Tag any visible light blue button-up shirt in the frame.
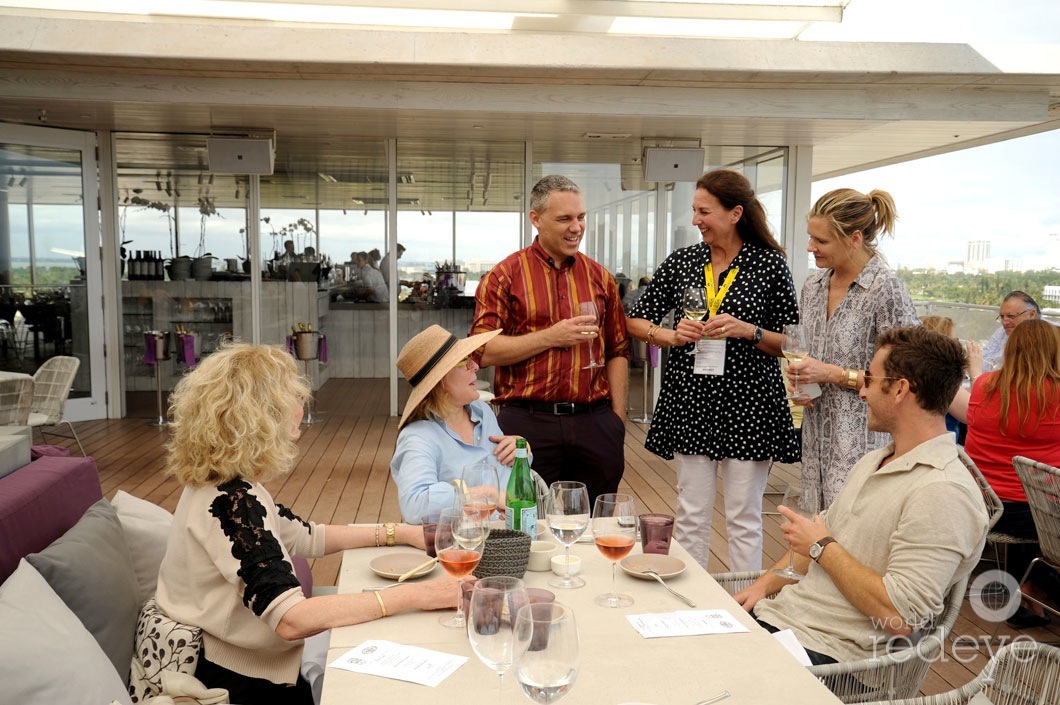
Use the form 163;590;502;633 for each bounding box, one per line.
391;400;518;523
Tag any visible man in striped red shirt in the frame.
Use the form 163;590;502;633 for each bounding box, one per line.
471;175;630;503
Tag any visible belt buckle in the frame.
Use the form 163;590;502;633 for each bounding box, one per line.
552;402;576;416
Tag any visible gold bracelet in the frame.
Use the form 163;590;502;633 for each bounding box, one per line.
374;525;381;547
646;325;658;346
374;590;388;618
845;368;859;390
384;522;397;547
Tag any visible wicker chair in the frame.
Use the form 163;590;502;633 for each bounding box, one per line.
26;356;85;456
711;570;968;703
1011;456;1060;622
964;449;1038;578
865;641;1060;705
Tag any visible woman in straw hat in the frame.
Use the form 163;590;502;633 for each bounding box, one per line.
156;343;457;703
391;324;527;523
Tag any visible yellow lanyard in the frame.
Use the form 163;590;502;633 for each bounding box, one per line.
704;262;739;318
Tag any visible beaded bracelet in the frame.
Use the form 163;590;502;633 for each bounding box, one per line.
374;525;381;547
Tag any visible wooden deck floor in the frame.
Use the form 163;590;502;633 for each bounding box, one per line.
60;377;1059;698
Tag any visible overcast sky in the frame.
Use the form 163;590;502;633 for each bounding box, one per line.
802;0;1060;271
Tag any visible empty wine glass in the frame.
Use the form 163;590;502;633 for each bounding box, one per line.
682;287;708;355
577;301;604;369
782;324;810;400
468;576;530;699
546;481;590;589
592;493;636;608
435;507;487;628
774;484;820;580
514;601;579;704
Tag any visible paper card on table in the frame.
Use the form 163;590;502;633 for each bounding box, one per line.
770;629;813;666
626;609;750;638
328;639;468;687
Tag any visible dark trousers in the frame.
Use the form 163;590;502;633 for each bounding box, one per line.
499;402;626;506
995;500;1042;582
196;650;315;705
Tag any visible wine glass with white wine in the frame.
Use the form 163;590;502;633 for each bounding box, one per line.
782;324;810;400
774;484;820;580
682;287;708;355
514;601;579;704
546;481;590;589
577;301;605;369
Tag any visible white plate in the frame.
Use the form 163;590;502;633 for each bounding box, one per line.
368;553;437;580
619;554;686;580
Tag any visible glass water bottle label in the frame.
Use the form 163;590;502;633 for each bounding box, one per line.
519;508;537;538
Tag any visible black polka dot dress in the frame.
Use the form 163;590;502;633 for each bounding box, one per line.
629;241;801;463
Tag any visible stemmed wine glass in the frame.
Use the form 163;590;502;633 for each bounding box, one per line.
591;493;636;608
435;506;487;628
546;481;590;589
513;601;580;704
774;484;820;580
577;301;605;369
782;324;810;400
682;287;708;355
461;460;501;522
468;576;530;699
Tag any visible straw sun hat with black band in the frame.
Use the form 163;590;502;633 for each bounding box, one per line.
397;325;501;428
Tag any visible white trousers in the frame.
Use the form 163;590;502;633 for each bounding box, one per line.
673;454;772;572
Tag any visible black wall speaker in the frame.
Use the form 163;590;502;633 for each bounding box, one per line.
643;148;705;182
207;137;275;175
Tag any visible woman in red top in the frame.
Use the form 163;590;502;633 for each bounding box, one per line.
958;319;1060;627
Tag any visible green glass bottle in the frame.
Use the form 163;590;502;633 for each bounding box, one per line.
505;438;537;537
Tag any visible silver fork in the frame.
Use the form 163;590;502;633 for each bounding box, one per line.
643;569;696;607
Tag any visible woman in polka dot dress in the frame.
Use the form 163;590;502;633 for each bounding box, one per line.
628;170;800;572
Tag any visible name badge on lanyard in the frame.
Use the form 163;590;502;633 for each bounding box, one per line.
693;262;738;376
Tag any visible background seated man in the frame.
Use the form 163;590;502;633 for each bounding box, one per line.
736;326;989;665
982;290;1040;370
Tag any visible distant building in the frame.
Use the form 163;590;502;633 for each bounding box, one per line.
965;240;990;272
1044;285;1060;305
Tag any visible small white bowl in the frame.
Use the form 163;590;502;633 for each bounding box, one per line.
527;540;558;571
550;554;582;577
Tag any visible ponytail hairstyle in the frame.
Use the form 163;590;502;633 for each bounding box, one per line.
808;188;898;257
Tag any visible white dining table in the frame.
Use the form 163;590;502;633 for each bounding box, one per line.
319;527;842;705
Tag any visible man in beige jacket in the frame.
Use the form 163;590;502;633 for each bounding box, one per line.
737;326;989;664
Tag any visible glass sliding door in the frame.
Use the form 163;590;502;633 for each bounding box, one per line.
0;122;105;419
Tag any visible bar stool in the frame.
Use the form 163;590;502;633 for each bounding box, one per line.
144;331;171;426
291;329;324;424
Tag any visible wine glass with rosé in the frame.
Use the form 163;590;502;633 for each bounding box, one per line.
591;493;637;608
435;506;487;628
460;461;501;522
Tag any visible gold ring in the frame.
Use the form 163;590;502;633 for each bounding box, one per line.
721;326;727;334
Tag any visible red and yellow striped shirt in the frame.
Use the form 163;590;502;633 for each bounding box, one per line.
471;238;630;404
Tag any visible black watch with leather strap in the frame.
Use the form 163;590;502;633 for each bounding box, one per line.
809;536;837;562
751;325;764;344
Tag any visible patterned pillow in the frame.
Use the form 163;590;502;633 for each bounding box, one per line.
128;598;203;704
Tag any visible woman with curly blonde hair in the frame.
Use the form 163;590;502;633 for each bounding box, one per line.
156;343;457;704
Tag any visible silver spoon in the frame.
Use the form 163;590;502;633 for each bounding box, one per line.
643;568;696;607
696;691;731;705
